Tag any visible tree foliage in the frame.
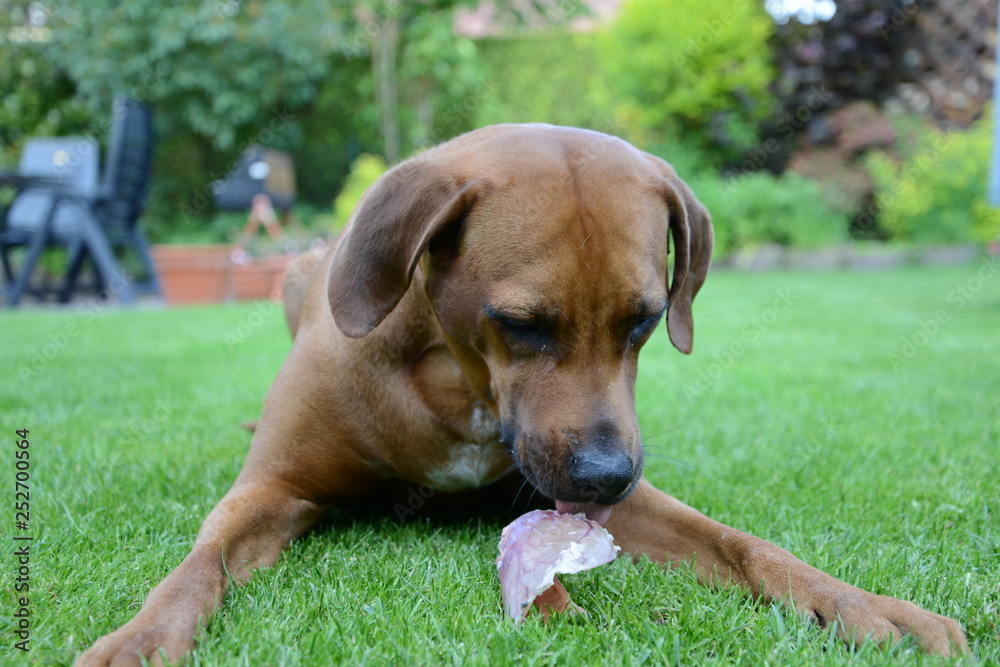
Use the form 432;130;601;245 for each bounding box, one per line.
474;32;617;135
0;0;497;229
769;0;920;120
9;0;975;252
600;0;776;164
42;0;342;150
0;6;91;165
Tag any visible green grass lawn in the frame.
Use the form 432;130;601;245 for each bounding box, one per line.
2;262;998;665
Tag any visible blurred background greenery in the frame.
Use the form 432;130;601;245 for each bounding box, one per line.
1;0;997;251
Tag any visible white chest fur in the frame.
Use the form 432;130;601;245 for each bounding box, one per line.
424;406;508;492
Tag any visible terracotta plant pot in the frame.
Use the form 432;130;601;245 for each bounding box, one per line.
230;254;292;301
150;244;235;305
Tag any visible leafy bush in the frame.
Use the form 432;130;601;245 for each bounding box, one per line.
0;44;93;169
293;58;382;210
645;137;719;185
867;115;1000;243
45;0;339;150
144;210;246;245
599;0;775;164
688;170;850;255
474;32;617;134
399;10;491;149
332;154;389;231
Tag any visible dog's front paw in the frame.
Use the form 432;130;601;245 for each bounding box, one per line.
806;588;969;657
76;620;195;667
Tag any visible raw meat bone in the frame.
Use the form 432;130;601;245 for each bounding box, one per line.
497;509;619;621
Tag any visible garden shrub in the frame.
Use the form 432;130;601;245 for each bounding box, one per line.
332;154;389;231
0;44;93;169
599;0;775;165
867;114;1000;243
689;170;850;256
647;137;719;185
474;32;617;134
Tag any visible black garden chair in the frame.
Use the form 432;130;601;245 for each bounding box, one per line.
0;97;158;305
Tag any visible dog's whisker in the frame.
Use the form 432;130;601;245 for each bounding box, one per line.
638;424;693;444
497;463;520;479
642;451;684;463
640;438;678;451
510;466;537;513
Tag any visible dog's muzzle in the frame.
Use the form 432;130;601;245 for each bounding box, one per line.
503;422;642;523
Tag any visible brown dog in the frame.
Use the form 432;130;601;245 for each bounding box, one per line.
78;125;968;664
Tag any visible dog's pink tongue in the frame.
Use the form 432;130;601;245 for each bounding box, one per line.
555;501;612;526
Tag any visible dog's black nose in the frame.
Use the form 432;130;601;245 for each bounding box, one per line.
569;449;634;503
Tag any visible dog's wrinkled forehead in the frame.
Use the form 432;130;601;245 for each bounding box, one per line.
461;192;668;308
456;140;671;289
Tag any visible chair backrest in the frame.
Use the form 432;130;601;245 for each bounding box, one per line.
99;97;154;230
7;137;100;235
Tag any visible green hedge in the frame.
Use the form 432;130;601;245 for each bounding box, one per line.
867;114;1000;244
473;32;617;134
599;0;775;165
332;154;389;231
689;170;850;255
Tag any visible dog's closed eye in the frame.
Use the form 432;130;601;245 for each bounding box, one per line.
629;311;664;346
626;304;667;349
485;303;665;354
485;305;555;353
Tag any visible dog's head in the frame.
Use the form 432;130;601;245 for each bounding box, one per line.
327;125;713;519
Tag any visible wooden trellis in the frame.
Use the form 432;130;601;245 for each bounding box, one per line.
899;0;997;127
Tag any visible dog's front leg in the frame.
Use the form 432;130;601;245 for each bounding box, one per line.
76;481;328;667
608;479;969;656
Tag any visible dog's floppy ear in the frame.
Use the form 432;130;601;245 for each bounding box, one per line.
327;159;478;337
663;175;714;354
